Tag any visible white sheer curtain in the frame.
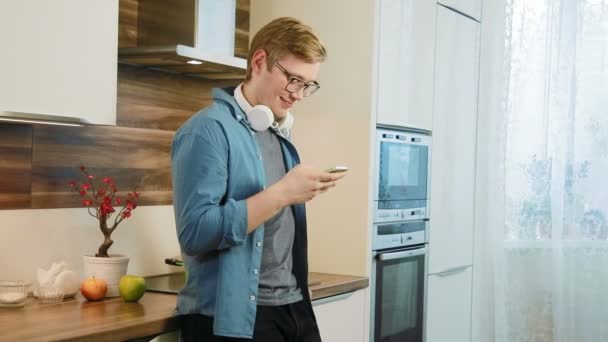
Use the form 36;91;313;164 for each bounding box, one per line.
474;0;608;341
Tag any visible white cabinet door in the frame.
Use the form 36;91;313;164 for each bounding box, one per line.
376;0;436;131
426;266;472;342
313;290;366;342
0;0;118;125
428;6;480;274
437;0;481;22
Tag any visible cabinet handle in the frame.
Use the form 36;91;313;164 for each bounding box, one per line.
434;265;469;277
312;291;354;306
378;247;427;261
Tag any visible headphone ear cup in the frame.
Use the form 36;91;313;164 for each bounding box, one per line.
247;105;274;131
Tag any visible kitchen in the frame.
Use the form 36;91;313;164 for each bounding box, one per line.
0;0;377;340
2;0;606;341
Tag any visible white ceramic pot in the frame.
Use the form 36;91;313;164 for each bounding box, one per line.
82;254;130;298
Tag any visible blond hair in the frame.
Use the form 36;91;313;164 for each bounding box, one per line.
246;17;326;80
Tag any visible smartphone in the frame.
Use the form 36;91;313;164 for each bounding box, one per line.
325;166;349;173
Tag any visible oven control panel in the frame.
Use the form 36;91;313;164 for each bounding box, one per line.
372;220;427;251
375;207;426;223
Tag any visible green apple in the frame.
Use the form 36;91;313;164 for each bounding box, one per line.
118;274;146;302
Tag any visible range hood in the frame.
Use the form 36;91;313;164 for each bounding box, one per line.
118;0;248;80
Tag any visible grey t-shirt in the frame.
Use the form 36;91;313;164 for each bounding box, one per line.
255;129;303;306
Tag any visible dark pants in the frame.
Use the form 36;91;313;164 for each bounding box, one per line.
179;300;322;342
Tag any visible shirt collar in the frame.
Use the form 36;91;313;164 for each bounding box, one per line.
234;83;253;114
212;86;245;118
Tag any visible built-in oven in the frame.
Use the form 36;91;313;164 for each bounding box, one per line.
370;220;428;342
373;127;431;223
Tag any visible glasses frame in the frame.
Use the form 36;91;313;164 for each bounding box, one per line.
274;62;320;97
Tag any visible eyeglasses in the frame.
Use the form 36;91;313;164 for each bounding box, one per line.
274;62;320;97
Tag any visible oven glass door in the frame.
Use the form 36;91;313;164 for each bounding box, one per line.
378;141;428;204
374;246;426;342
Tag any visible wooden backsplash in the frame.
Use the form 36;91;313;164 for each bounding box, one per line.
117;65;236;130
0;125;33;209
0;0;250;210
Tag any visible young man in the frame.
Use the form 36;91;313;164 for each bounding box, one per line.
171;17;347;341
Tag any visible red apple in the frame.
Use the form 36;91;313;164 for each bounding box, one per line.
80;277;107;301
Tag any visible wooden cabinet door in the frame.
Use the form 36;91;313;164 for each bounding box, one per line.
426;266;473;342
428;6;480;274
0;0;118;125
376;0;436;131
313;290;366;342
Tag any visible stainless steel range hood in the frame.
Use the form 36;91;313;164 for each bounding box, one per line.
118;0;248;80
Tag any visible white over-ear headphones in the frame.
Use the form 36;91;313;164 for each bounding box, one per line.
234;84;294;137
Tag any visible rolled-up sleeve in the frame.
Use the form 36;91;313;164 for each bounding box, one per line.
171;121;248;256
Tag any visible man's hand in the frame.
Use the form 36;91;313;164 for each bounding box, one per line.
246;164;347;233
273;164;347;206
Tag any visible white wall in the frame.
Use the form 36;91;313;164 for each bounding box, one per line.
250;0;376;277
0;205;182;283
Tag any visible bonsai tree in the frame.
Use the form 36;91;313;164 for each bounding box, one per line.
69;166;140;257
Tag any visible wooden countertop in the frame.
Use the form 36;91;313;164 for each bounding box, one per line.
0;273;367;341
0;293;178;342
308;272;369;301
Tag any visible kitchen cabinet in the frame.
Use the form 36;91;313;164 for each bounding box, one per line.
437;0;481;22
0;0;118;125
428;5;480;275
313;290;366;342
427;6;479;342
376;0;436;131
426;266;472;342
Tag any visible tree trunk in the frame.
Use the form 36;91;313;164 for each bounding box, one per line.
96;218;113;257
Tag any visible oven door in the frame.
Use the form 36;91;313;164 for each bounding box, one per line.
371;245;427;342
375;131;429;207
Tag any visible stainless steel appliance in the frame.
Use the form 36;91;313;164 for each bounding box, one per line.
370;126;430;342
146;272;186;294
373;127;431;223
370;221;428;342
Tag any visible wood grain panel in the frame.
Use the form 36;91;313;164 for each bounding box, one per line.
31;125;174;208
137;0;195;47
235;0;251;58
118;0;139;48
117;64;238;130
0;123;32;208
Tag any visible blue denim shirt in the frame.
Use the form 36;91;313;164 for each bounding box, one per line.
171;87;313;338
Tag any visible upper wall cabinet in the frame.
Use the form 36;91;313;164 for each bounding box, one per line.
0;0;118;125
437;0;481;22
376;0;436;131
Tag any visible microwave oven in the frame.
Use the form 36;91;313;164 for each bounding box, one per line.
373;127;431;223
